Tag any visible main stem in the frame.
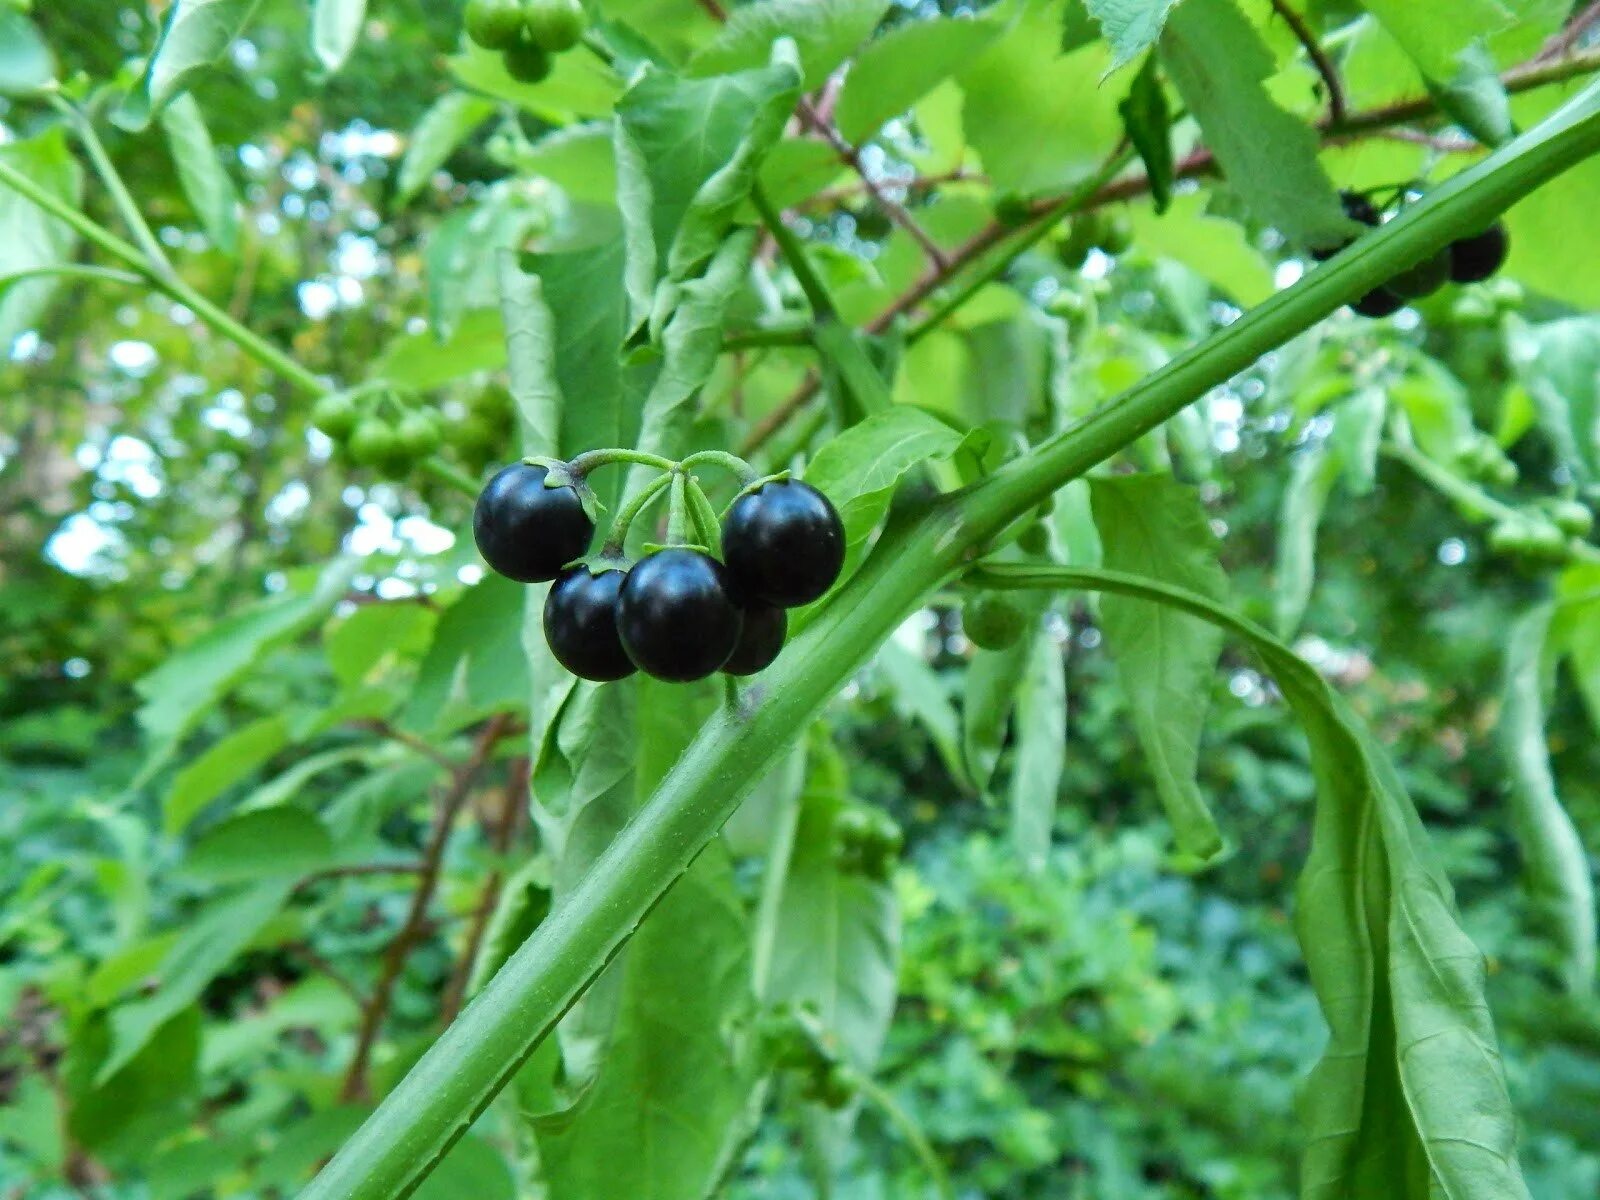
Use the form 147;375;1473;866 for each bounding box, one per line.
298;75;1600;1200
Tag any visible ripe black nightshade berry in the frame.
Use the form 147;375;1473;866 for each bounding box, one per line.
618;549;744;682
1352;287;1405;318
722;480;845;608
723;604;787;676
543;565;635;682
473;462;593;583
1449;222;1510;283
1312;191;1381;261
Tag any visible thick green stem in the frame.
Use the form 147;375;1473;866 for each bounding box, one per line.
602;471;675;554
297;76;1600;1200
751;181;838;321
680;448;760;483
568;447;678;477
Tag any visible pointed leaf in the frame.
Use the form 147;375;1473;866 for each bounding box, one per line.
159;92;241;255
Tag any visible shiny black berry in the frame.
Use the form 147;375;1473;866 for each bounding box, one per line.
1312;191;1381;261
722;480;845;608
618;549;744;682
1449;222;1509;283
543;565;635;682
1352;287;1405;318
723;604;786;676
473;462;594;583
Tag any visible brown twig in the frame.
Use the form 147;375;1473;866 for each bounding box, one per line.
339;714;513;1102
354;718;458;774
439;756;529;1024
1539;0;1600;61
738;47;1600;455
1269;0;1346;123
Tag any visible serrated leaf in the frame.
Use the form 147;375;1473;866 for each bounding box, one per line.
0;9;55;96
312;0;367;71
1160;0;1351;249
1090;475;1226;861
158;93;241;255
1086;0;1183;69
395;92;496;207
0;129;83;348
689;0;890;90
835;11;1006;144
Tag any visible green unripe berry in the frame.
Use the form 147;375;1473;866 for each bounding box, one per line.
503;39;553;84
963;592;1028;651
395;409;443;458
348;417;402;468
464;0;527;50
1097;211;1134;256
1017;522;1052;556
524;0;588;52
1549;499;1594;538
311;391;361;441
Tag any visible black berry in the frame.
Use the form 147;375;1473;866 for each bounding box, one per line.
1352;287;1405;318
1449;222;1509;283
618;549;743;682
1387;249;1451;300
1312;191;1381;261
543;565;635;682
722;480;845;608
723;604;787;676
473;462;593;583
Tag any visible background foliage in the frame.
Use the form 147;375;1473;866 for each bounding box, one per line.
3;0;1600;1197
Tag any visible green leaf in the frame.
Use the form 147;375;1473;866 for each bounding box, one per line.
769;742;900;1071
1503;607;1596;995
1356;0;1511;83
874;639;971;792
133;560;357;785
0;129;84;349
182;808;338;885
688;0;890;91
974;563;1535;1200
1426;43;1514;148
312;0;367;71
325;601;438;689
1504;315;1600;483
803;406;975;586
395;92;496;207
1273;438;1340;639
163;714;291;834
370;308;508;388
1119;53;1174;212
960;0;1126;197
509;123;618;206
0;9;55;96
1129;191;1274;306
143;0;265;120
100;882;293;1083
1089;475;1226;861
413;1134;516;1200
1008;626;1066;874
535;840;750;1200
403;577;531;736
1085;0;1183;69
467;858;554;998
614;52;802;326
1160;0;1351;250
835;11;1007;144
65;1007;201;1163
448;40;622;122
158;93;241;255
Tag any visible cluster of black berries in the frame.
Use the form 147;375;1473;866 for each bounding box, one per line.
473;460;845;684
464;0;586;84
1316;191;1510;318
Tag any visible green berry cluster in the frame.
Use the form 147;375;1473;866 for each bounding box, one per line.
758;1007;860;1111
1453;432;1519;490
1488;499;1593;563
1054;209;1134;269
832;805;903;882
465;0;587;84
312;389;444;480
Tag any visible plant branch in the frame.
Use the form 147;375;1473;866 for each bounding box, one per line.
1269;0;1346;124
297;77;1600;1200
738;47;1600;455
1539;1;1600;61
339;714;514;1102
